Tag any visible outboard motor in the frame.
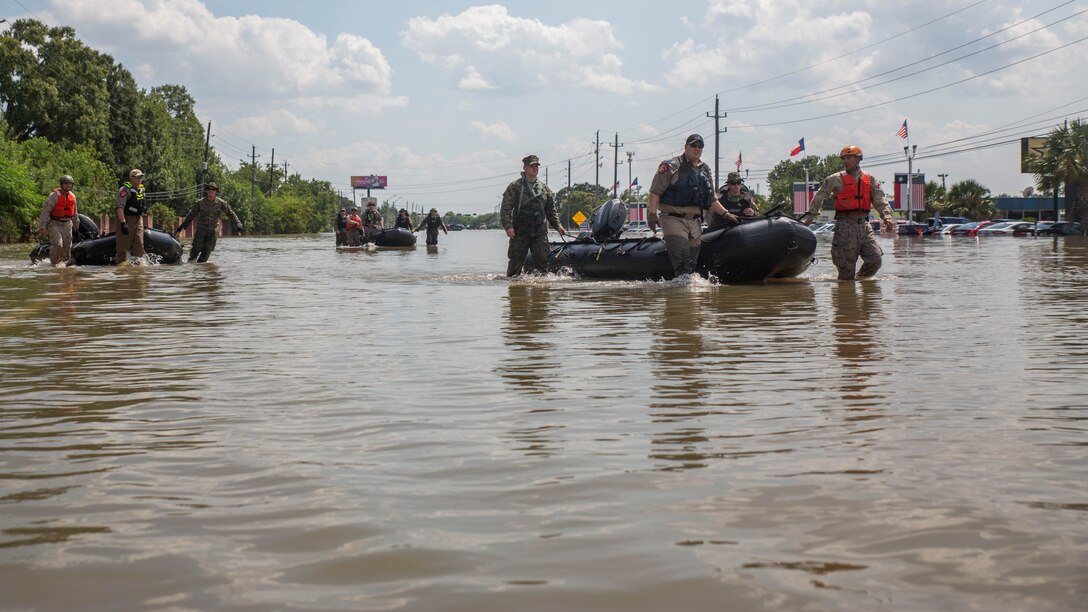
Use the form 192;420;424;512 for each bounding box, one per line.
590;199;628;241
75;213;99;242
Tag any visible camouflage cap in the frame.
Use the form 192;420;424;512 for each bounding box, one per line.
205;181;218;190
522;154;540;166
726;172;743;184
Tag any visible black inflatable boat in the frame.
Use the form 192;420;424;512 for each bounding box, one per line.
30;214;182;265
526;200;816;282
371;228;417;248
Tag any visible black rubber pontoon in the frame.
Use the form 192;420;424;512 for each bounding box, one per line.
30;214;183;265
527;200;816;282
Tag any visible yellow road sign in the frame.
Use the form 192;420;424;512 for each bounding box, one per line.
572;211;587;226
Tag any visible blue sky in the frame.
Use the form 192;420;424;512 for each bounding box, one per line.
4;0;1087;213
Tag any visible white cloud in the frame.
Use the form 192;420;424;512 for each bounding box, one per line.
458;66;496;91
402;5;658;95
470;120;517;141
226;109;317;137
51;0;400;107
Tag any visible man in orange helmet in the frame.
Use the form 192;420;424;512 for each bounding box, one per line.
802;145;895;280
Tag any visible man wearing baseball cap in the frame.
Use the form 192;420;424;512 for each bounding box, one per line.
648;134;738;277
174;181;243;262
709;171;756;227
499;154;566;276
115;169;147;264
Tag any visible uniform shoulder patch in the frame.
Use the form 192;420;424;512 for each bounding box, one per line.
119;187;129;197
657;161;670;174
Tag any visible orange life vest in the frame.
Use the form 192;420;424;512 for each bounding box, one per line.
50;188;76;219
833;171;872;214
346;214;363;230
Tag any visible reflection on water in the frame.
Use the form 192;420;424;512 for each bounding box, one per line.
830;281;887;409
1;233;1086;611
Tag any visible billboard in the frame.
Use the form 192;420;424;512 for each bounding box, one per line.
351;175;388;189
792;181;819;214
893;173;925;211
1020;137;1047;173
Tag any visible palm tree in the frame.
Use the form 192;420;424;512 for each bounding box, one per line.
1031;119;1088;227
946;179;993;220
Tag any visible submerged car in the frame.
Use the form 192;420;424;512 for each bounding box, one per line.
1037;221;1085;236
950;221;997;237
978;221;1036;236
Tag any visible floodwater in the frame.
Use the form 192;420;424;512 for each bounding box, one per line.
1;230;1086;611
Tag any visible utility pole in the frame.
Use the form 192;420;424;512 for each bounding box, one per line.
707;95;727;186
269;148;275;194
594;130;601;205
250;145;260;196
625;150;635;202
904;145;917;222
608;133;623;199
199;122;211;195
938;173;948;192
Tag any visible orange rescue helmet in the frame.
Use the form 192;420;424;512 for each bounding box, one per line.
840;145;863;159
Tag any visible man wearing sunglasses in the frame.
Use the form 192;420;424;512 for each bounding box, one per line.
648;134;738;277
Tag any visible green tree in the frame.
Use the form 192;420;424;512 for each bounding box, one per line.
923;180;947;217
0;148;39;242
945;179;993;220
1031;119;1088;227
766;154;842;211
0;20;112;153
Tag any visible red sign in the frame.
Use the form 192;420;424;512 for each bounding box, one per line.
351;175;388;189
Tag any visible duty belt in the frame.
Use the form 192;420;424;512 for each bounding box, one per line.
50;216;75;221
664;211;702;220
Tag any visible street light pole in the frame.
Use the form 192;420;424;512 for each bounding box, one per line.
904;145;917;222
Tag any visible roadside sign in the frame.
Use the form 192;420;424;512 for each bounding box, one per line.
1020;137;1047;173
572;211;587;226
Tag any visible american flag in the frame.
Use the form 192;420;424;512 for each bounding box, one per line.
735;151;742;170
896;119;909;139
792;181;819;215
893;173;925;211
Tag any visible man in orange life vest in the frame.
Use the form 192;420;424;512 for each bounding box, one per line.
345;207;364;246
802;145;895;280
38;174;79;266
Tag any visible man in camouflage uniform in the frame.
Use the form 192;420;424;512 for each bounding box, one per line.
415;207;449;246
500;154;566;276
335;208;347;246
362;201;384;242
709;171;756;227
648;134;738;277
38;174;79;266
115;169;147;265
173;182;243;263
802;145;895;280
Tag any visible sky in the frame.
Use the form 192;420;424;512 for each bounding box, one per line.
3;0;1088;214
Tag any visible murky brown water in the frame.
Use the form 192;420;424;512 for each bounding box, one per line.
1;231;1086;611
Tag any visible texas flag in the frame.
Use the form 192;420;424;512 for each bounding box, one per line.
790;138;805;157
630;177;639;188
